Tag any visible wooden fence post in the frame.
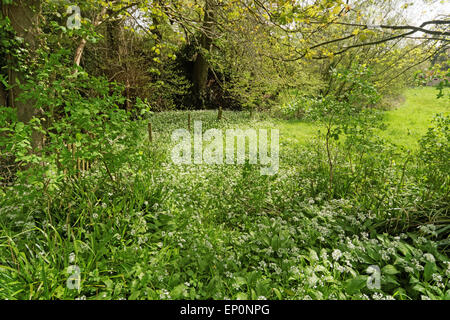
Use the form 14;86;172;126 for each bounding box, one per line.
62;142;93;178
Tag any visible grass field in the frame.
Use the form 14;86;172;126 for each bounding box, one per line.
278;87;449;149
379;87;449;149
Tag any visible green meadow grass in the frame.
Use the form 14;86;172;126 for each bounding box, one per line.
379;87;449;149
276;87;449;149
276;120;323;146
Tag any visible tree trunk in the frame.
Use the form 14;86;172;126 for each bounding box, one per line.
192;0;213;107
107;16;132;112
0;85;7;108
3;0;42;151
74;38;87;67
0;3;7;108
74;7;107;66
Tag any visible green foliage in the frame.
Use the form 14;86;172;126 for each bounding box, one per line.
1;46;144;193
0;0;448;302
330;64;380;107
1;94;449;300
418;114;450;195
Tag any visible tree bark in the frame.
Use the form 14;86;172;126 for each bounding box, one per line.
0;2;7;108
0;85;7;108
107;16;132;112
74;7;107;66
4;0;42;151
192;0;214;107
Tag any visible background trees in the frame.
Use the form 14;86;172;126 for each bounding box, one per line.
2;0;446;114
0;0;448;166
